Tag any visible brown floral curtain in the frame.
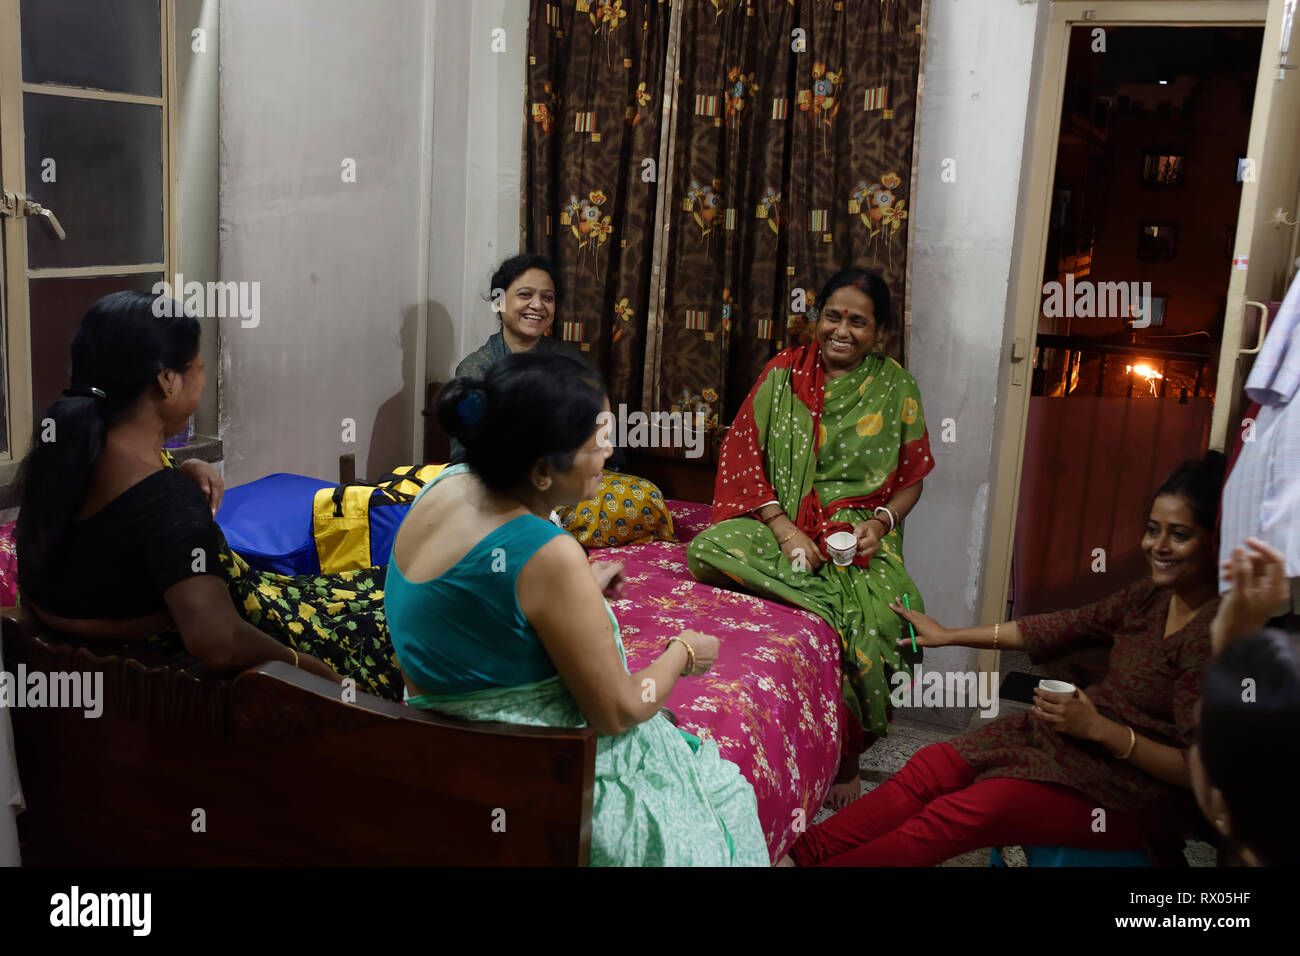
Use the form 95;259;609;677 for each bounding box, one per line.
524;0;925;424
523;0;671;410
655;0;925;423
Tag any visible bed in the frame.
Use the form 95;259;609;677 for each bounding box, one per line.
602;501;842;860
0;498;841;864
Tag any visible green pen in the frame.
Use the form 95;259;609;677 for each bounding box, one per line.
903;593;917;652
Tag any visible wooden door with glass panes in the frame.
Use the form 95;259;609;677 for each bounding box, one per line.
0;0;174;485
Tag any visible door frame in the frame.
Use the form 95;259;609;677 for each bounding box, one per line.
980;0;1273;677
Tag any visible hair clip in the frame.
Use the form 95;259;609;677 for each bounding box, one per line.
63;386;106;400
457;390;486;428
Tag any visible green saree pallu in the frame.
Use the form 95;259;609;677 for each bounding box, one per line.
687;345;935;738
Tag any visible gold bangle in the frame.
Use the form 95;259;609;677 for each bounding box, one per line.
666;636;696;675
289;646;300;668
993;621;1000;649
778;528;799;546
1116;725;1137;760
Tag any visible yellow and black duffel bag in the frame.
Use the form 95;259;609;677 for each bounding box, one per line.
311;464;447;573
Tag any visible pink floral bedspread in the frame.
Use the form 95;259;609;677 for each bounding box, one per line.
595;501;842;861
0;522;16;608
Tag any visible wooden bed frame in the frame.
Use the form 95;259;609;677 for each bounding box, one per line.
3;608;597;865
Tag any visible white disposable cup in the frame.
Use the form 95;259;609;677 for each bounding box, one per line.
1038;678;1076;695
825;531;857;566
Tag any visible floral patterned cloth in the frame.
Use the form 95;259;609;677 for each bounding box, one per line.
555;471;675;548
0;523;16;608
950;578;1217;834
607;501;842;860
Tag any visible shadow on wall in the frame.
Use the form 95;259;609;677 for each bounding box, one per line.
425;299;456;386
367;301;459;477
366;305;419;480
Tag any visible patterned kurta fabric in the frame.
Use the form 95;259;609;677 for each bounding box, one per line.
951;579;1217;829
687;345;933;737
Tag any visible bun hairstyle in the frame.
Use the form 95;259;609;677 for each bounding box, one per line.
817;267;892;332
1152;450;1227;533
16;290;200;574
1199;628;1300;865
437;351;605;493
487;253;563;308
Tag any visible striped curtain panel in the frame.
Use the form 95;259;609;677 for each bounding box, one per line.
524;0;925;425
522;0;671;411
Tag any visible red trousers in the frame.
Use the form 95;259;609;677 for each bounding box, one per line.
792;742;1145;866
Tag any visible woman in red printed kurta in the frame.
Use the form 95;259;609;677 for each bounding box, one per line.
783;454;1225;866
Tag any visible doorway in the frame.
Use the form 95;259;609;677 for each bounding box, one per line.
1014;24;1262;616
980;0;1300;668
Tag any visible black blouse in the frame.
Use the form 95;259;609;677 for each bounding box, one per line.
19;469;224;620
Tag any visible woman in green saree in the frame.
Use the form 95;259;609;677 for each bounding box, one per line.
687;268;935;808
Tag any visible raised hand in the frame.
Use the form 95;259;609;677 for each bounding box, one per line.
1213;537;1290;654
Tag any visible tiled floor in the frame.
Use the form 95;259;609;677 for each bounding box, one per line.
810;667;1218;867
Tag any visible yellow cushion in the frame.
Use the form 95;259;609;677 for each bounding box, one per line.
555;471;676;548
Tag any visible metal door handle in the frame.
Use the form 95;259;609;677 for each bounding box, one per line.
1241;300;1269;356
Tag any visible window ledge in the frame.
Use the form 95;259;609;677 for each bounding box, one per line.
165;435;224;465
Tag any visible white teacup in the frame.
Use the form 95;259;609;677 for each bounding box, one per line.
1037;678;1076;695
825;531;858;566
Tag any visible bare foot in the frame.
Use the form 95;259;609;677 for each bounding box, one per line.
774;855;797;867
824;778;861;810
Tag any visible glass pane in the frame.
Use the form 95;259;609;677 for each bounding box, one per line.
29;274;163;421
20;0;162;97
24;94;164;268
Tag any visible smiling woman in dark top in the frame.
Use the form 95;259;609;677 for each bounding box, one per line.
16;291;339;681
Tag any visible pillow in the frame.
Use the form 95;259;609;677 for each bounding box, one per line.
556;471;675;548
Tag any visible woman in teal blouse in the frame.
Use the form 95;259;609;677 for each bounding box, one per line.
385;351;767;865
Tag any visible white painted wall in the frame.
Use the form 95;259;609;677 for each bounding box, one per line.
218;0;430;485
218;0;527;485
175;0;220;439
425;0;530;384
902;0;1048;727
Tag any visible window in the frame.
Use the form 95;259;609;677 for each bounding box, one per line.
0;0;176;481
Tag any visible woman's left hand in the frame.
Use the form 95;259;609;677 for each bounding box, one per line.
851;520;884;561
591;559;626;597
179;458;224;516
1032;685;1103;740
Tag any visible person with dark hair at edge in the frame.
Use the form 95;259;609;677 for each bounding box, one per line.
687;267;934;809
780;453;1227;865
16;291;401;697
1191;536;1298;865
385;351;767;865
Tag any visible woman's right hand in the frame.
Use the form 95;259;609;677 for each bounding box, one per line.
781;528;826;573
889;600;950;648
675;629;720;676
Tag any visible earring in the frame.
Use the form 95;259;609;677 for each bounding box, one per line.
535;477;552;491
